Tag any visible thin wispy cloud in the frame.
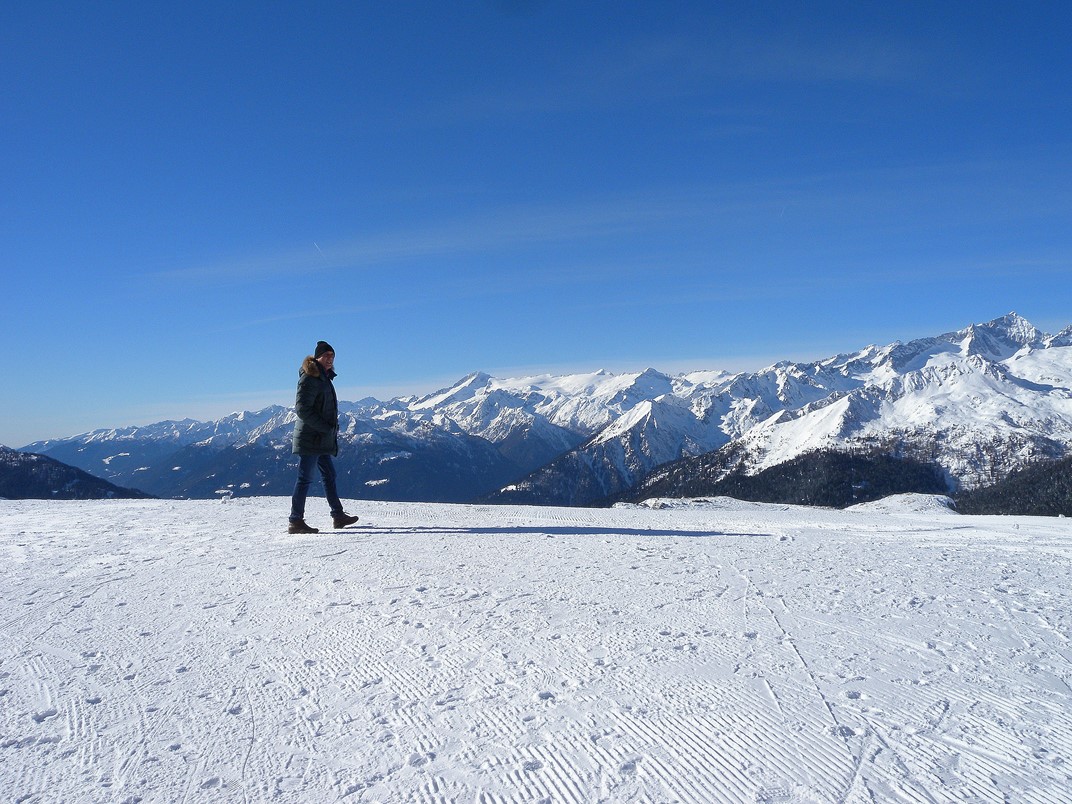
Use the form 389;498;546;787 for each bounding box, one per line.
151;193;714;285
394;26;932;132
152;148;1070;297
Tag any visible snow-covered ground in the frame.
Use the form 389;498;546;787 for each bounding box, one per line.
2;496;1070;803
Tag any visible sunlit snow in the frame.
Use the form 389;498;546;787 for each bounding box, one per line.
2;496;1070;801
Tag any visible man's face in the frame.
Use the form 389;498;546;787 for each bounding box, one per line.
317;351;335;371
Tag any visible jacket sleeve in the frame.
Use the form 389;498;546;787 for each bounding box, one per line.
295;376;336;434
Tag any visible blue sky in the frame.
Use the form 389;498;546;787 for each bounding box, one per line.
3;1;1070;448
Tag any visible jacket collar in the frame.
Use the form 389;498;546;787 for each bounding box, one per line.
301;355;337;380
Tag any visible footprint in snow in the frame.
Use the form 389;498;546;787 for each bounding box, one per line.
408;751;435;767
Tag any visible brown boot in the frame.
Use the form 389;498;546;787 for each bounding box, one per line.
333;513;359;529
288;519;319;534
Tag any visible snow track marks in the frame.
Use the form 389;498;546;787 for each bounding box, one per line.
2;497;1071;802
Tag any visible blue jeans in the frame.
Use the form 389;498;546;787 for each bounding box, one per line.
290;454;344;522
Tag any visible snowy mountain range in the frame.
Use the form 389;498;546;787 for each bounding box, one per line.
22;313;1072;504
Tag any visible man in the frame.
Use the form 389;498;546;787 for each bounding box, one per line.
288;340;360;534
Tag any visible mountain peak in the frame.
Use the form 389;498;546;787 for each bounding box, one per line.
1047;326;1072;348
981;312;1042;344
410;372;493;411
952;313;1044;361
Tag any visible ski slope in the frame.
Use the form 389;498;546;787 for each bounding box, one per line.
2;496;1070;802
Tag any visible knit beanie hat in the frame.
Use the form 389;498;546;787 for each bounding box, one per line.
314;340;335;358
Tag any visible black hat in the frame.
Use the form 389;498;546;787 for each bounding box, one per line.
314;340;335;358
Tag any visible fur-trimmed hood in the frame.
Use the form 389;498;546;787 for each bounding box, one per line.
300;355;336;380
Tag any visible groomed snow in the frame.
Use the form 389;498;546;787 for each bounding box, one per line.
2;497;1070;802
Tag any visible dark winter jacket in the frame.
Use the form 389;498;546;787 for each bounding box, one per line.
292;356;339;456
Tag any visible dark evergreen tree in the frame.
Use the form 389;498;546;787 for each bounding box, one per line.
615;448;950;509
0;447;153;500
955;457;1072;516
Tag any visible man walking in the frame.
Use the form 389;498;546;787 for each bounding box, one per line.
288;340;360;534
